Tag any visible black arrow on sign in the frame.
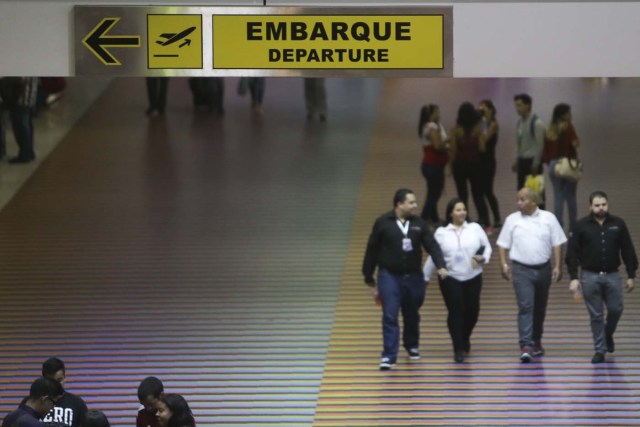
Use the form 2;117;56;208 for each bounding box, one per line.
82;17;140;66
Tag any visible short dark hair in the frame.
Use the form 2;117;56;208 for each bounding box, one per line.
444;198;465;226
29;377;64;400
161;394;195;427
42;357;65;378
83;411;110;427
393;188;414;207
589;190;608;204
138;376;164;401
514;93;532;106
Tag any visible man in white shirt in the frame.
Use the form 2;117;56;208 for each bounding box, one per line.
497;187;567;362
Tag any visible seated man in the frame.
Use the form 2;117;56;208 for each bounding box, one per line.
136;377;164;427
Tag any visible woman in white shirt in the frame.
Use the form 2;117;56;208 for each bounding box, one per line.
423;198;492;363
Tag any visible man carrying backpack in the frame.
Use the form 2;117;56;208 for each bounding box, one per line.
513;93;546;207
0;77;38;163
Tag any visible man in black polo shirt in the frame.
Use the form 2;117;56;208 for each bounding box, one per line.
566;190;638;364
363;188;447;370
3;378;63;427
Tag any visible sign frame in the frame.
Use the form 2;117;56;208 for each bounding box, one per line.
74;6;453;77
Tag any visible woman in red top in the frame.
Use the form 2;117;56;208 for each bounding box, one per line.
418;104;449;225
543;103;580;232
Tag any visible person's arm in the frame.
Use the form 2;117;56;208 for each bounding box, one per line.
568;122;580;149
532;119;546;172
422;256;436;283
430;124;445;151
362;220;381;286
498;246;511;281
552;245;562;282
619;219;638;292
449;128;458;162
475;225;493;265
422;226;448;278
565;224;581;281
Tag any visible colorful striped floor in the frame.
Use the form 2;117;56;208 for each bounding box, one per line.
1;77;639;426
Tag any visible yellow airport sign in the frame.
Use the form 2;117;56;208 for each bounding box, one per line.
213;15;445;69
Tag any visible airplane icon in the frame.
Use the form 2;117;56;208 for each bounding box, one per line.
156;27;196;48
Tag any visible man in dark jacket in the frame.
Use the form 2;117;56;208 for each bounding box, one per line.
566;190;638;364
363;188;448;370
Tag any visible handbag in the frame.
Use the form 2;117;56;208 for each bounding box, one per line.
524;174;544;202
555;157;583;181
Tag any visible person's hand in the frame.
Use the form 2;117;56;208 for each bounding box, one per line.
569;279;582;302
552;266;562;282
501;263;511;281
437;268;448;279
624;278;635;293
471;255;484;269
569;279;581;293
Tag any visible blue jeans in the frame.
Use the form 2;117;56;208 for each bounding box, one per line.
548;158;578;231
581;271;624;353
377;269;426;361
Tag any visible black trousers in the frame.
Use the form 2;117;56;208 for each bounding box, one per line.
452;160;489;226
439;275;483;353
479;156;501;224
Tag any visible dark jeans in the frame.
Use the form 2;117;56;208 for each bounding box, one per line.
0;105;34;160
581;271;624;353
479;156;501;224
377;269;426;361
511;261;551;349
248;77;265;105
439;274;482;352
146;77;169;113
452;160;489;226
420;163;445;223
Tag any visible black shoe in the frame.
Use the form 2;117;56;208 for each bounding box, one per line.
454;351;464;363
606;335;615;353
9;156;34;164
407;348;420;360
379;357;396;371
591;352;606;364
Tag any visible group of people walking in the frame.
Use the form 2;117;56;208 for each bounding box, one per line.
419;93;584;238
363;187;637;370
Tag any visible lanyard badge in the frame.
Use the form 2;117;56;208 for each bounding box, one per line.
397;220;413;252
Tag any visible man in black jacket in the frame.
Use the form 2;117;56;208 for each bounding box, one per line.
566;191;638;364
363;188;448;370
